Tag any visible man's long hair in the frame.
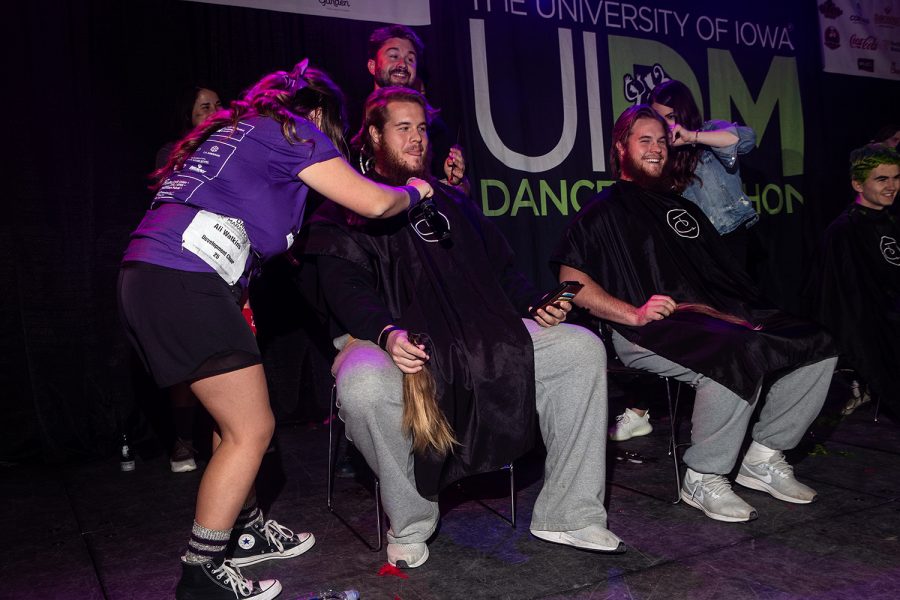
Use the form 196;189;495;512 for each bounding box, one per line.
350;86;436;164
648;80;703;193
151;60;347;189
609;104;669;179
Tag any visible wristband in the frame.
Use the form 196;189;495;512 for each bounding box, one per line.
377;325;402;351
402;184;421;208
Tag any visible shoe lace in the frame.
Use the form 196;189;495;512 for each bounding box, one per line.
212;560;254;597
762;454;794;479
615;413;630;424
695;474;733;499
260;519;295;552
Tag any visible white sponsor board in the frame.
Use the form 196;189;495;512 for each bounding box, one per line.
182;0;430;25
818;0;900;80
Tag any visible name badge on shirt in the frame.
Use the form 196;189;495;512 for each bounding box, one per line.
182;210;251;285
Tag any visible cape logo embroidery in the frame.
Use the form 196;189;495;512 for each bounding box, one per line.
881;236;900;266
666;209;700;239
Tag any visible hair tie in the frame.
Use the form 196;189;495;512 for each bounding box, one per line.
284;58;310;94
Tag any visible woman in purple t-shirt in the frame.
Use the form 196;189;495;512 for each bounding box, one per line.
119;60;432;600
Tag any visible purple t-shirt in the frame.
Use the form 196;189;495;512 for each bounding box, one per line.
124;114;340;276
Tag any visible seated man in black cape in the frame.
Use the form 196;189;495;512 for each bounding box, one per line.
552;105;837;523
807;143;900;415
300;87;621;567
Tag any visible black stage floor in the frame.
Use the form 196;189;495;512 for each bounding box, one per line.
5;373;900;599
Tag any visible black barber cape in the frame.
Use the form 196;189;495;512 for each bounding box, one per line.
806;204;900;409
300;182;540;496
552;180;835;401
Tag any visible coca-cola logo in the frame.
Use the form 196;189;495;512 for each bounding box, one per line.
850;34;879;50
824;26;841;49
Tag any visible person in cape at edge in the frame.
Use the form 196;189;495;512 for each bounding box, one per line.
551;104;838;524
299;86;622;568
805;143;900;417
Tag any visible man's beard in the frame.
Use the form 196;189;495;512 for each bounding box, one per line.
374;143;430;186
621;152;669;191
375;67;413;89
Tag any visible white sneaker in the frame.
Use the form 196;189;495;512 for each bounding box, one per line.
387;542;429;569
736;450;817;504
530;524;625;554
681;468;757;522
609;409;652;441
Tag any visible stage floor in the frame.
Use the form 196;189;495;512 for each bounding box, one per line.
5;373;900;599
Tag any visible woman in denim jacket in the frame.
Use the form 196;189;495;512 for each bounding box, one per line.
607;80;760;444
650;79;759;267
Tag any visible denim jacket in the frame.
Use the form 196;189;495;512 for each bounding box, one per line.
681;120;759;235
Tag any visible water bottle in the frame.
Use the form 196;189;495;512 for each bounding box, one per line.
297;590;359;600
119;433;135;472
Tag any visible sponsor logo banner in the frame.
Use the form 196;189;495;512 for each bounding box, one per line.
181;0;430;25
818;0;900;80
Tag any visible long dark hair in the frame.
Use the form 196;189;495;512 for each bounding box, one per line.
649;79;703;193
151;60;347;188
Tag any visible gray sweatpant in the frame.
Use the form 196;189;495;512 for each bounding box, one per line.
333;320;609;544
611;331;837;474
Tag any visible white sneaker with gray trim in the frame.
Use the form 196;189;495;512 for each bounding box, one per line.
608;408;652;441
681;468;757;522
735;450;817;504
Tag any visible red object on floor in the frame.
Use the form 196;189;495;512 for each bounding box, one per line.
377;564;409;579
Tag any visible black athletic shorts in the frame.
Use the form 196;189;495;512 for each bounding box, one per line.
118;262;261;388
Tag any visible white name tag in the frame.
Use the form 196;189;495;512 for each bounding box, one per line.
182;210;251;285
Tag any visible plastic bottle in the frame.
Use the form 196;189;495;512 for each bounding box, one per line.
299;590;359;600
119;433;135;471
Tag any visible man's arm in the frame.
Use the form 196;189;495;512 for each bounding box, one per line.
318;255;428;373
558;265;676;326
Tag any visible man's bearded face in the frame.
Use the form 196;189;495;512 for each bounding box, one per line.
372;101;430;185
617;117;668;187
369;37;418;89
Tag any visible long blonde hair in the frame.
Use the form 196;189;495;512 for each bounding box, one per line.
402;333;457;456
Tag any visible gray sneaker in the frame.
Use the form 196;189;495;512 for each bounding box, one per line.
736;451;817;504
681;468;758;522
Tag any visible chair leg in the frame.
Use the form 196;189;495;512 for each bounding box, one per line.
469;462;517;527
509;462;516;528
665;377;683;504
326;383;383;551
327;385;336;511
874;392;881;423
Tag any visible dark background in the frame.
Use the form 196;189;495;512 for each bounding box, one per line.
3;0;898;463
